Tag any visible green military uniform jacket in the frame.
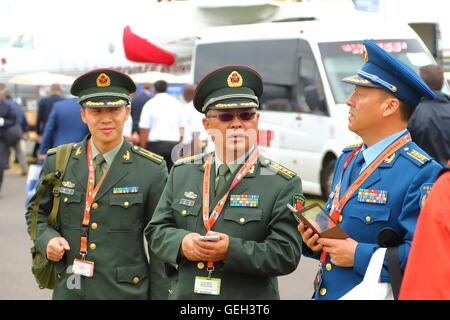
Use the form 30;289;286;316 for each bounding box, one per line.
145;152;303;300
25;136;170;300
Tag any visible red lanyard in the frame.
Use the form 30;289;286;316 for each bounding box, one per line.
79;140;110;258
202;148;260;273
320;133;411;263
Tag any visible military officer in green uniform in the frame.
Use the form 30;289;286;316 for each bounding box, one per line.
25;69;170;299
145;66;303;300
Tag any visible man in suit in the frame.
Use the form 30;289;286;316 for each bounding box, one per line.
26;69;169;299
34;83;66;157
146;66;303;300
131;81;153;134
38;97;89;157
299;40;442;299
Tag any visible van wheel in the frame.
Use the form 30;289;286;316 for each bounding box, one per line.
320;158;336;200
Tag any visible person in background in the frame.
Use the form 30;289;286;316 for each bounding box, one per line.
408;64;450;167
34;83;66;157
2;89;29;175
139;80;184;170
131;81;153;135
38;97;89;158
178;84;208;158
0;99;16;194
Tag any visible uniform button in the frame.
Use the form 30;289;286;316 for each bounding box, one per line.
197;262;205;270
339;215;343;223
365;216;371;223
319;288;327;296
181;210;187;215
239;218;246;224
403;147;409;151
132;277;140;284
63;197;68;203
92;203;98;209
91;223;98;230
124;201;129;207
90;243;96;250
326;263;332;271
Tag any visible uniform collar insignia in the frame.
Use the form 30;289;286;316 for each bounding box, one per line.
123;150;131;161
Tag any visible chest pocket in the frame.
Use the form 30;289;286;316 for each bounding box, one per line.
60;189;83;228
171;199;201;231
108;193;144;231
222;208;263;239
348;203;391;225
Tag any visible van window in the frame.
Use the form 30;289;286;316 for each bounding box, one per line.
260;84;298;112
297;56;327;115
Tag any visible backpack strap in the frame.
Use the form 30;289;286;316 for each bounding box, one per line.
30;143;74;241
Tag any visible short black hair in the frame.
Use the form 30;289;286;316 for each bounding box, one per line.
154;80;168;93
419;64;444;91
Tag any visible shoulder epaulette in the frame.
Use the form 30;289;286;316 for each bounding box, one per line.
174;153;207;166
131;146;164;164
47;147;57;155
260;157;297;180
342;142;363;152
400;146;431;167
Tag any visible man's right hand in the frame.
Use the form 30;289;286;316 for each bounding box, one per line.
298;222;323;252
46;237;70;262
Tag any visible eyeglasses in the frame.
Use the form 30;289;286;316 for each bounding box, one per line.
206;111;257;122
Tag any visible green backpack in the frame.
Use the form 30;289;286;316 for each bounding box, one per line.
30;143;74;289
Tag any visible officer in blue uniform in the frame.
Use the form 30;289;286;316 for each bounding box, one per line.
299;39;443;300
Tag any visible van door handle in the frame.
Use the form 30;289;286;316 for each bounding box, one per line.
295;115;302;121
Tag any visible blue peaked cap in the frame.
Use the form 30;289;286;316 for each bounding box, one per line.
342;39;436;106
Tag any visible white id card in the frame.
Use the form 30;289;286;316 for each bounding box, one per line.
72;259;94;277
194;276;221;295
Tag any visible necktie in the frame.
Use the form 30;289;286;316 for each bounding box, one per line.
215;164;230;195
349;152;365;186
94;154;106;186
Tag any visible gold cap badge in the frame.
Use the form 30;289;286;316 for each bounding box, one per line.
363;46;369;62
227;71;243;88
96;73;111;87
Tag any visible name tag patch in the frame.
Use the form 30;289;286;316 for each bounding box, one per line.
230;195;259;207
60;187;75;195
179;198;195;207
358;189;388;204
113;187;139;194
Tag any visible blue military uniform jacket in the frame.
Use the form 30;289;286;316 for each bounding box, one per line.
303;133;442;299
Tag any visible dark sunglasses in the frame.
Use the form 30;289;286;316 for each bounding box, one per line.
206;111;257;122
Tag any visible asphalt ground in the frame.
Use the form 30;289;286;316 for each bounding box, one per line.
0;167;318;300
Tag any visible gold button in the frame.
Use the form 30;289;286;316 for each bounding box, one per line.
132;277;140;284
124;201;129;207
91;223;98;230
63;197;68;203
89;243;96;250
339;215;343;223
326;263;332;271
92;203;98;209
181;210;187;215
239;218;246;224
404;147;409;151
197;262;205;270
365;216;371;223
319;288;327;296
